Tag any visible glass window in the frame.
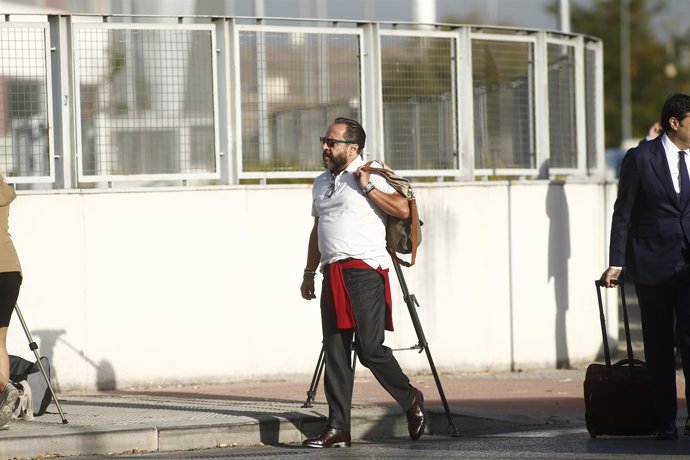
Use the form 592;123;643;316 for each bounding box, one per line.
239;31;360;173
472;39;535;171
0;27;50;178
548;43;577;169
75;27;217;177
381;35;456;170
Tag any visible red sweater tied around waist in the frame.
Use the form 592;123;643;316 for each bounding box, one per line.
327;259;394;332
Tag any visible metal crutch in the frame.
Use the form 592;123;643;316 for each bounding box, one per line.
14;304;68;424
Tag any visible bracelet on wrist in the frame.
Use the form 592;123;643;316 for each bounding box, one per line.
303;268;317;277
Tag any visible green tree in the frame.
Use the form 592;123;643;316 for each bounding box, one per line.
570;0;690;147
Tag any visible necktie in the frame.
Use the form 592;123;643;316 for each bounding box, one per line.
679;150;689;202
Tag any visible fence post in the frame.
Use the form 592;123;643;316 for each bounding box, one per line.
360;22;383;163
49;14;75;189
214;17;234;185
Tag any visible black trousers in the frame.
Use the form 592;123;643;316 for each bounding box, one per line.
320;268;415;431
635;267;690;427
0;272;21;327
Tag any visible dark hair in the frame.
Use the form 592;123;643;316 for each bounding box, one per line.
660;93;690;132
333;117;366;154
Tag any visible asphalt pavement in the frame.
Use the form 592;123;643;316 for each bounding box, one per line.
0;366;686;460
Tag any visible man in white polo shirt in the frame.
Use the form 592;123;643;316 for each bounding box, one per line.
299;117;426;448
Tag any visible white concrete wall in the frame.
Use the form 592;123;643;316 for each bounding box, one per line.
5;180;619;391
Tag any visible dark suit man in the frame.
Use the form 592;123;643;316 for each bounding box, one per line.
601;93;690;440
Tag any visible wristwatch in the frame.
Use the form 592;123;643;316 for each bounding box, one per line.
363;182;375;195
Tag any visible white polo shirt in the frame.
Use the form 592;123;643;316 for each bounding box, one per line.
311;156;395;270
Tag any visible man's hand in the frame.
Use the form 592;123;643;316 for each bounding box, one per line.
599;267;622;288
353;166;370;190
301;277;316;300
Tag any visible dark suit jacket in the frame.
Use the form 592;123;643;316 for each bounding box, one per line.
610;135;690;285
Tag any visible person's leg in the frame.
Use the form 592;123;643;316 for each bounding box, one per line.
0;329;18;427
319;274;355;432
0;272;20;388
345;269;415;410
636;281;677;428
322;331;354;431
0;328;8;388
673;270;690;428
0;272;20;427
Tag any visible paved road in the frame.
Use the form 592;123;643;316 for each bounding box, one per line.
81;423;690;459
1;366;685;459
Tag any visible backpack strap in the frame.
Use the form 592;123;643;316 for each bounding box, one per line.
386;197;419;267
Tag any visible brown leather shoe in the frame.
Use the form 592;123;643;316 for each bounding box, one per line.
406;388;426;440
302;426;351;448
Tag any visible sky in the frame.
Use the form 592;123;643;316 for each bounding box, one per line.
219;0;689;39
12;0;690;42
160;0;563;30
21;0;563;30
222;0;560;29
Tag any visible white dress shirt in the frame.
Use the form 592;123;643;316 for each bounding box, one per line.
662;132;690;195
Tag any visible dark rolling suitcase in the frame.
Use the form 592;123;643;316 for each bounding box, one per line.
584;280;656;438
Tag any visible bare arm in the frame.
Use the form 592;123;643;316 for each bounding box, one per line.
354;168;410;220
300;217;321;300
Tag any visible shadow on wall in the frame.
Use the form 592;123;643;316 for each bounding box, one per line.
31;329;117;391
546;182;571;369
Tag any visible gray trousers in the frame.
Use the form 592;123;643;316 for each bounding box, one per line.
320;267;415;431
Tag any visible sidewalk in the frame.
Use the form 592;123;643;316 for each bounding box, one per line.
0;368;684;459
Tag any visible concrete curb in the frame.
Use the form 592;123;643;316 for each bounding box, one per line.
0;426;158;459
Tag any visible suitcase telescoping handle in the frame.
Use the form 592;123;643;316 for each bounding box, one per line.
594;279;636;371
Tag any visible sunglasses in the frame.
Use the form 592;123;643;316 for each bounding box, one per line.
320;137;353;148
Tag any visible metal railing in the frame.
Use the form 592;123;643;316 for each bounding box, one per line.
0;14;604;188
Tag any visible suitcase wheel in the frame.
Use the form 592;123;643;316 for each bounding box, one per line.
585;413;598;438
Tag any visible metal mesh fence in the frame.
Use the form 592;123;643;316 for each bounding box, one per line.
380;34;456;170
74;25;217;179
585;47;598;170
472;39;535;171
239;29;361;173
0;16;603;185
0;24;50;179
547;43;577;169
